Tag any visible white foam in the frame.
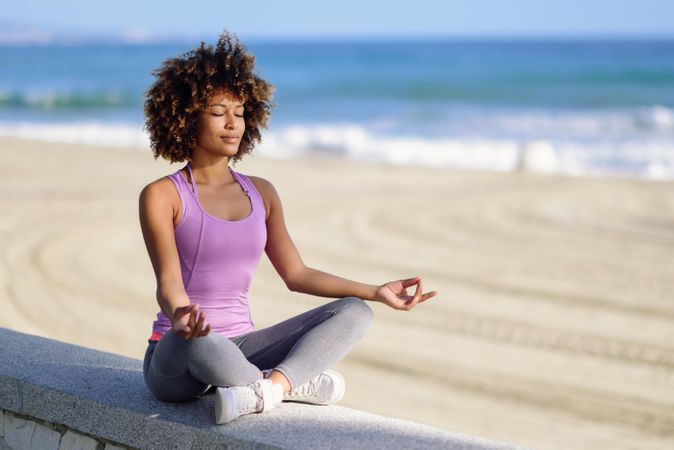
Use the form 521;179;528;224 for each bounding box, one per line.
0;121;149;148
439;105;674;140
516;141;562;174
258;124;674;180
1;120;673;181
644;105;674;131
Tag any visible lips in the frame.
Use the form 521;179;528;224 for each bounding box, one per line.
220;136;239;143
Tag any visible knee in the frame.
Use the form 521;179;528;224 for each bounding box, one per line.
336;296;374;330
163;329;220;361
182;332;222;358
172;333;256;388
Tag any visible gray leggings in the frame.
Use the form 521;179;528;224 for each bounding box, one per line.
143;296;374;402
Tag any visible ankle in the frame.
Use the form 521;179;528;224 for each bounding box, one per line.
265;369;291;394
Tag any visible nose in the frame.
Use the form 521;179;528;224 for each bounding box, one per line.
223;112;239;130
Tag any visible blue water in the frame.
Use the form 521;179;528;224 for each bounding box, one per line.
1;39;673;178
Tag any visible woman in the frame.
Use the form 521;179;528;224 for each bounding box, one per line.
139;31;438;425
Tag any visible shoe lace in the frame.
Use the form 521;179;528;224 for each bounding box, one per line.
290;374;321;398
239;381;265;413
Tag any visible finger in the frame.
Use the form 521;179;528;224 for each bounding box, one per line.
199;322;211;337
400;276;420;288
187;305;198;338
417;291;438;303
173;305;186;321
411;278;423;303
173;304;194;320
183;316;193;340
405;298;418;310
405;279;423;310
187;311;198;339
191;309;205;339
194;310;206;337
178;326;190;340
397;277;415;288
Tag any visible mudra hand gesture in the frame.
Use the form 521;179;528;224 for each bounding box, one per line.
172;304;212;340
373;276;438;311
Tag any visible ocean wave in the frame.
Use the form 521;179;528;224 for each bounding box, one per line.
0;121;149;148
1;120;672;181
0;89;138;109
257;124;674;180
330;105;669;146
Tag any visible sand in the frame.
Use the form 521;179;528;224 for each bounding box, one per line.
1;136;673;449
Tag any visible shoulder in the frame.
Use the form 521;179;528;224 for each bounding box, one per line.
245;175;281;220
139;174;181;215
140;174;176;198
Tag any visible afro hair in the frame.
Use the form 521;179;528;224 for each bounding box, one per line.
143;30;275;165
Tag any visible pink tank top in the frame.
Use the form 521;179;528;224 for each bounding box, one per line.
148;163;267;342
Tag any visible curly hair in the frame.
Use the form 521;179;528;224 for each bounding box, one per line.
143;30;275;165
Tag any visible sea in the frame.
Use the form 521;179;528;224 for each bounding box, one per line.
1;38;673;180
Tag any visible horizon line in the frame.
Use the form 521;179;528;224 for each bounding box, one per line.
1;32;674;46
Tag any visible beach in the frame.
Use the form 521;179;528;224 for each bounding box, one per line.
2;135;673;449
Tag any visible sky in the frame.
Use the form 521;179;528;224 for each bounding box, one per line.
2;0;674;43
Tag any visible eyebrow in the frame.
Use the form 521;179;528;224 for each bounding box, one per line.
209;103;244;107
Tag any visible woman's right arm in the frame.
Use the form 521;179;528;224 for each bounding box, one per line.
138;180;209;338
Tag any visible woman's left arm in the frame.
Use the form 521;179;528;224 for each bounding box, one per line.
290;267;438;311
256;177;438;311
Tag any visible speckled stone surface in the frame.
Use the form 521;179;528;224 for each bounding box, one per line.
0;327;527;450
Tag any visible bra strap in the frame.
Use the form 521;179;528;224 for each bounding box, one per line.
230;168;250;196
186;162;198;196
183;161;205;290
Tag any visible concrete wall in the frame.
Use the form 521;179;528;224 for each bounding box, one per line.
1;409;128;450
0;327;526;450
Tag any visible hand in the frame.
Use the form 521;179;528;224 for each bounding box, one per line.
373;276;438;311
172;304;211;340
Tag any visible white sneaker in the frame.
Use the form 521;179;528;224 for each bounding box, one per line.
261;369;286;408
283;369;345;405
214;379;276;424
270;383;284;408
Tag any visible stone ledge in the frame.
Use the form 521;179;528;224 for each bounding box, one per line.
0;327;526;450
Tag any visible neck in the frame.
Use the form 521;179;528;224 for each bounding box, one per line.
187;158;234;187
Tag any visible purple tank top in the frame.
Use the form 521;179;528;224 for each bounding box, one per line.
149;163;267;342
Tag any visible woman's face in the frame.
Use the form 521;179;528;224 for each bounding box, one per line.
194;90;246;159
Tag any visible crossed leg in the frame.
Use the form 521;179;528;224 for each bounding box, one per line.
143;296;373;402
